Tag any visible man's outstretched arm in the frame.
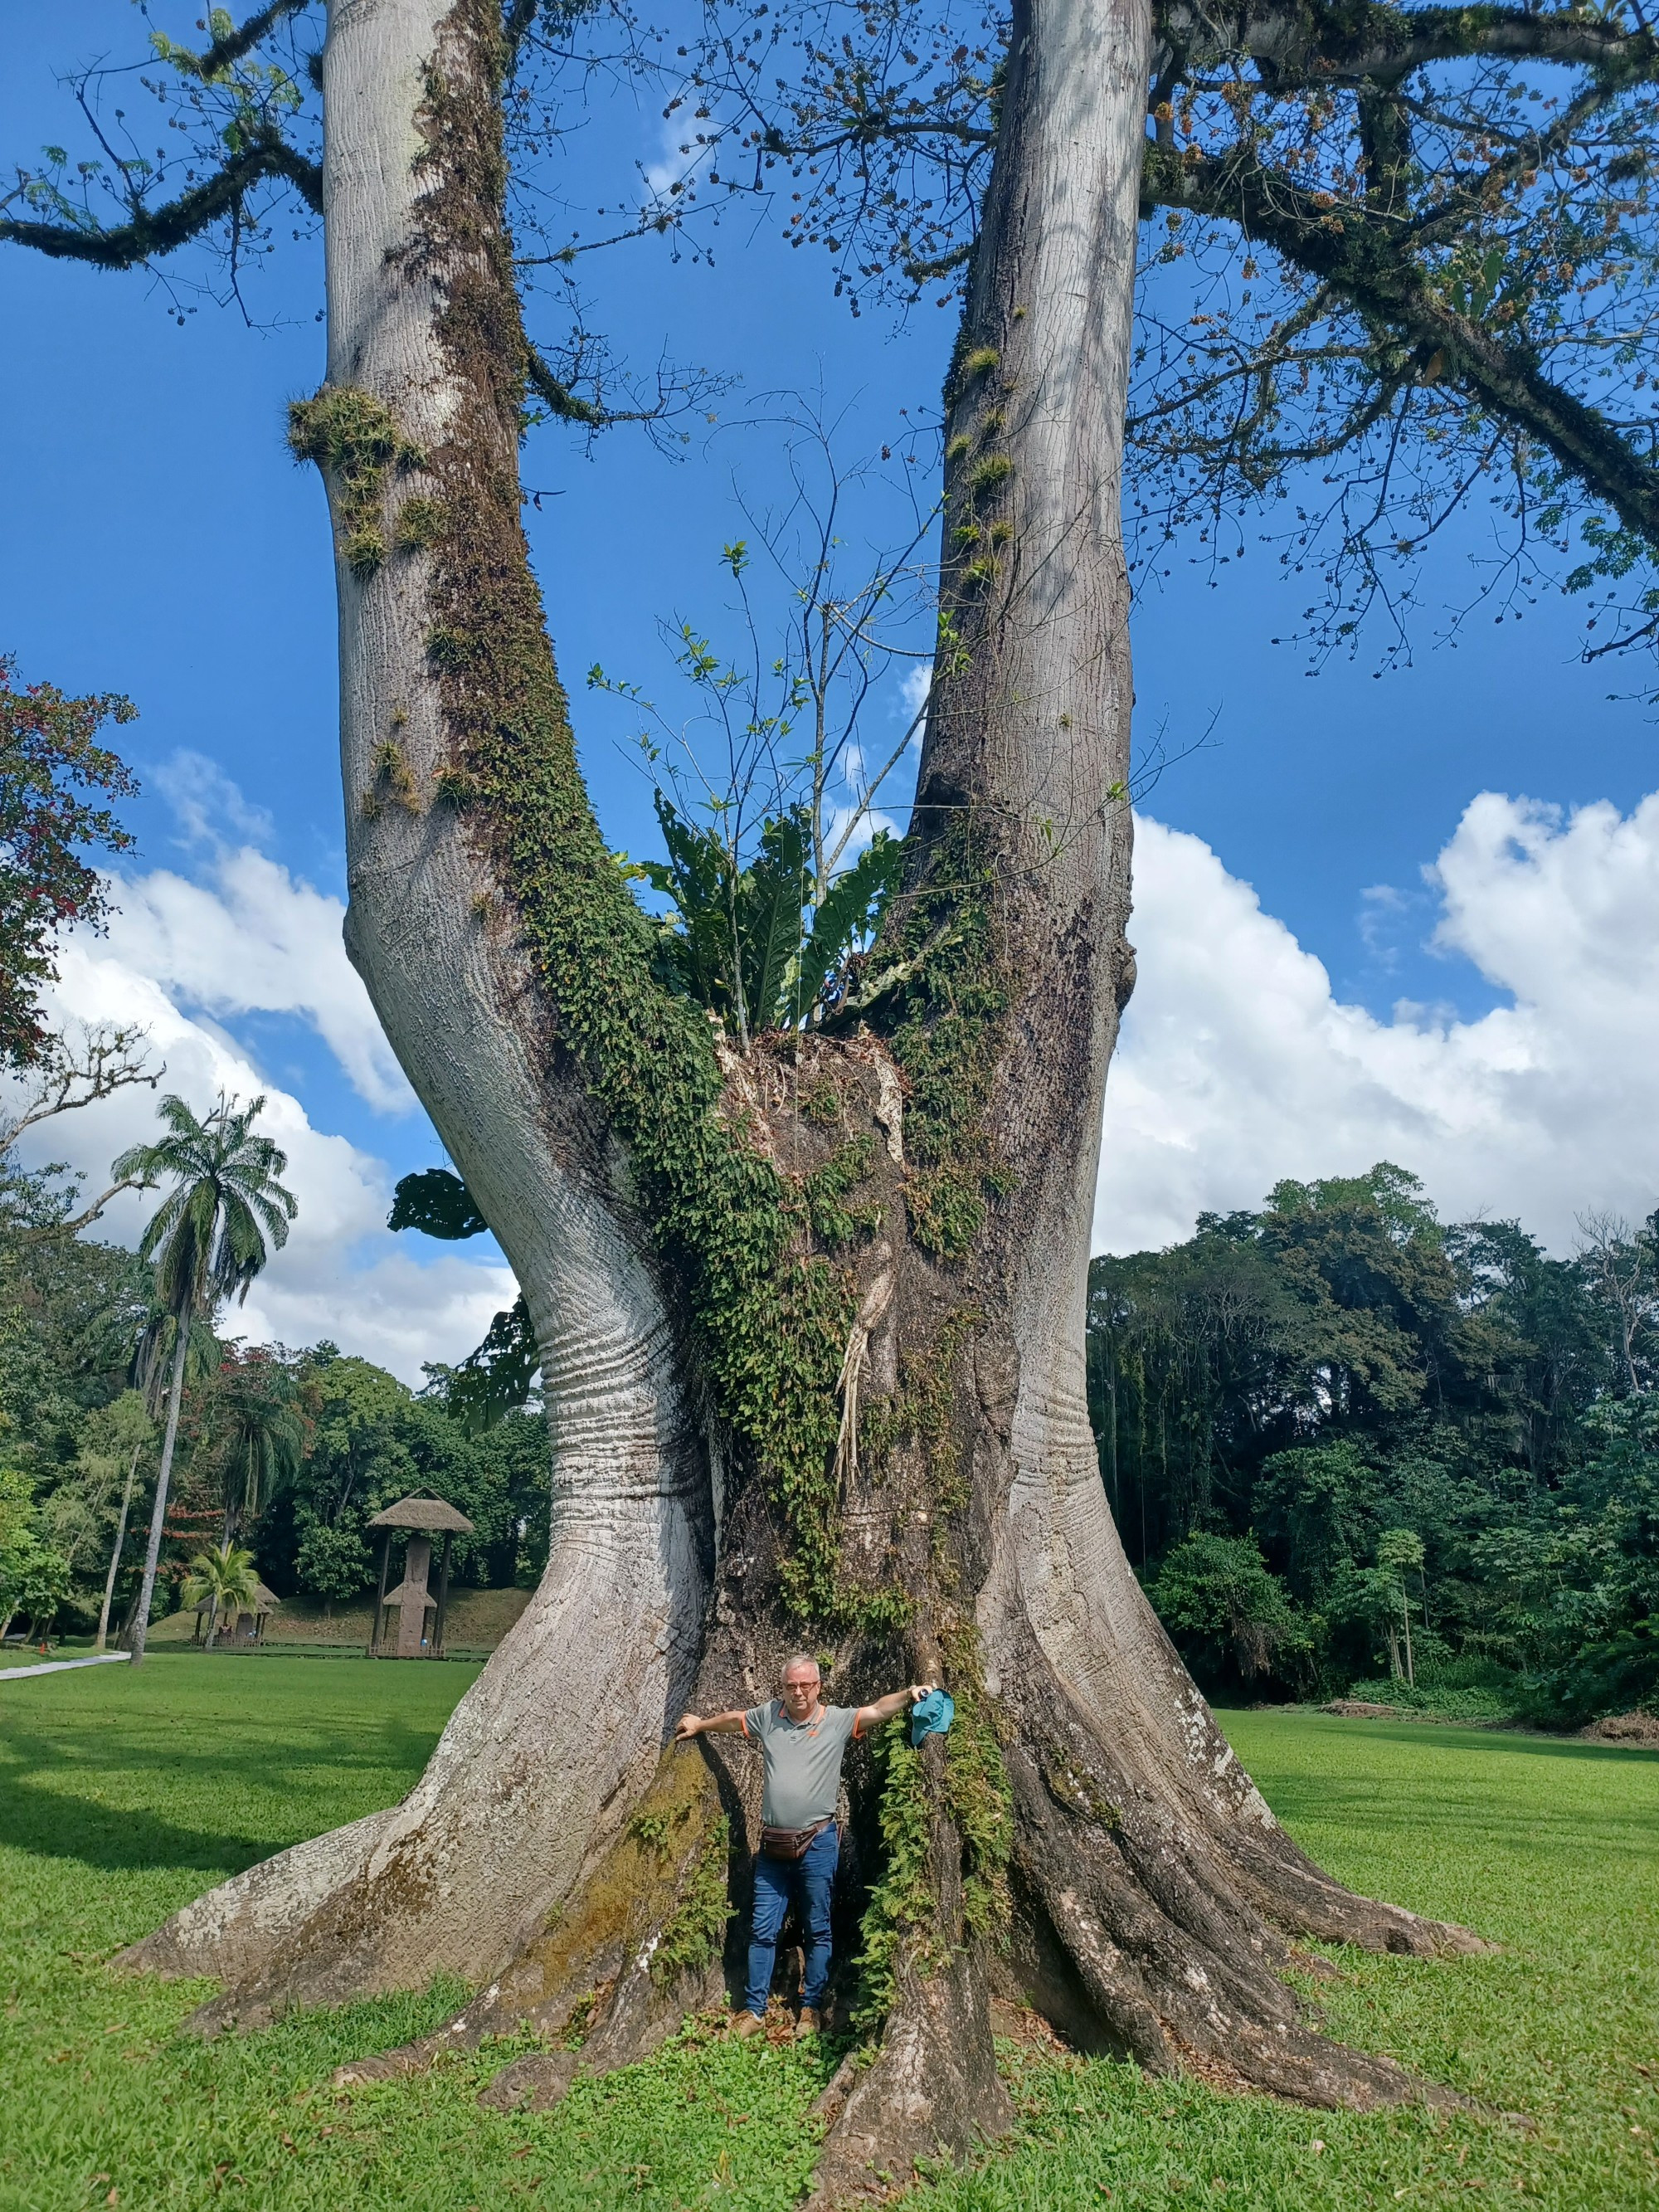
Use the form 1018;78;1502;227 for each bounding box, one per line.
855;1682;936;1732
675;1708;749;1741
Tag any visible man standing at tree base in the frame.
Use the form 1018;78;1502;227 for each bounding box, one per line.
677;1654;933;2039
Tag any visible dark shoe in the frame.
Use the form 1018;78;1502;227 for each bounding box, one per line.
795;2006;821;2040
730;2009;766;2040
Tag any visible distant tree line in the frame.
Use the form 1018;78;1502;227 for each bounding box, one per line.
0;654;552;1648
1088;1165;1659;1725
0;1152;553;1644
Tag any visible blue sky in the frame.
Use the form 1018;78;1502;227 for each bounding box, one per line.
5;5;1658;1372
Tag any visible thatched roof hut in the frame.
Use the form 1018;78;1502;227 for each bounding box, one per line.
367;1495;473;1658
192;1578;282;1644
367;1495;475;1534
192;1578;282;1616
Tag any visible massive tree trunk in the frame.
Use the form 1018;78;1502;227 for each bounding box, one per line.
121;0;713;2024
123;0;1483;2189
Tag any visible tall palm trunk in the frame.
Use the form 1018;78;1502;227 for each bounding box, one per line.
94;1440;144;1654
129;1315;191;1665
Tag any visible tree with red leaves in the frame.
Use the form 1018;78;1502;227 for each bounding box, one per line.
0;658;139;1069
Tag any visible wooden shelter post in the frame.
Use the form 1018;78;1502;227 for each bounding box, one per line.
371;1527;392;1657
432;1532;454;1658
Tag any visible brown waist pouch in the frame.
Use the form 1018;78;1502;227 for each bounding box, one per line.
759;1820;830;1860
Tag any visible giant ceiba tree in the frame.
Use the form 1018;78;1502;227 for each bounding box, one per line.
16;0;1659;2191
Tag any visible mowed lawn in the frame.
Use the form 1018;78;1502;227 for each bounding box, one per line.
0;1659;1654;2212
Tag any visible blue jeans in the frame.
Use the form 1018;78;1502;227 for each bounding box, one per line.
745;1823;839;2015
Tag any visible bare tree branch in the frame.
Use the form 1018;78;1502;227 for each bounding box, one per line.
0;1024;160;1152
20;1173;156;1245
1141;140;1659;548
1;132;322;266
1157;0;1659;89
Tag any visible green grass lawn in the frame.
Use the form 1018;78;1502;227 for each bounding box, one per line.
1;1659;1655;2212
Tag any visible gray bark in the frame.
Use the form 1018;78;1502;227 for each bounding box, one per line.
123;0;710;2021
128;1317;190;1666
800;0;1482;2174
120;0;1484;2172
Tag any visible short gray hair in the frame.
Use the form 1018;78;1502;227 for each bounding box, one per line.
781;1651;821;1681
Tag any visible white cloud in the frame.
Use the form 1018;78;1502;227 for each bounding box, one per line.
1357;880;1409;967
644;103;717;197
104;840;412;1118
150;749;275;849
822;743;904;874
109;748;411;1113
110;847;412;1114
820;674;929;872
1;753;508;1384
242;1245;519;1384
897;661;932;724
17;942;514;1383
27;744;1658;1371
1097;791;1659;1255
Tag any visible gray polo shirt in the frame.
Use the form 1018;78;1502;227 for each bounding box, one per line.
742;1698;863;1828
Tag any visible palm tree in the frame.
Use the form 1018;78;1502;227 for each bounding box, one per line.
212;1350;308;1546
91;1391;154;1653
114;1094;297;1664
180;1542;260;1649
99;1301;223;1649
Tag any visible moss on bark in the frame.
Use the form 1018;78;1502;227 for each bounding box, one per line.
293;0;1020;2065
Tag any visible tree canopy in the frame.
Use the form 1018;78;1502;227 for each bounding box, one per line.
1090;1162;1659;1719
13;0;1659;675
0;659;138;1069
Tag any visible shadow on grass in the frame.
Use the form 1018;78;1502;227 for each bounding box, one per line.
1222;1711;1659;1763
0;1766;283;1875
0;1708;437;1875
1355;1722;1659;1763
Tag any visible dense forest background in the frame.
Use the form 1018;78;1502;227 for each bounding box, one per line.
0;1141;552;1642
4;1132;1656;1729
1088;1164;1659;1724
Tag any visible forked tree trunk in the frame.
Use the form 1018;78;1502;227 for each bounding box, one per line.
122;0;1483;2188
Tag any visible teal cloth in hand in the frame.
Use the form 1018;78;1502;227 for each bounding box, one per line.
909;1688;955;1746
